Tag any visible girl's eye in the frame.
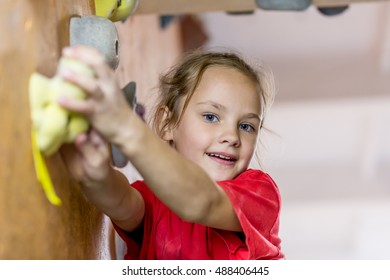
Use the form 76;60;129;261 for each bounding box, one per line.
203;113;219;123
240;123;256;133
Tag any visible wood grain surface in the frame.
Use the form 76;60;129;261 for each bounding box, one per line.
0;0;183;259
0;0;115;260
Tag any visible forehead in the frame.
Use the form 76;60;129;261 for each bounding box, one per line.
197;65;257;91
189;66;261;111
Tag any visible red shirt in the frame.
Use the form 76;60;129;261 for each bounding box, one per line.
114;169;284;260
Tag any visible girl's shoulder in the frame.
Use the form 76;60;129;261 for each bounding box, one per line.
224;169;281;199
235;168;276;184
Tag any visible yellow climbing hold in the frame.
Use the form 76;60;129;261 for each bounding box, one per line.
29;57;93;156
31;130;62;206
29;56;93;205
95;0;139;22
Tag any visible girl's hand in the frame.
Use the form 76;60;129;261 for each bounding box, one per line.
61;128;145;233
58;45;133;144
60;129;111;188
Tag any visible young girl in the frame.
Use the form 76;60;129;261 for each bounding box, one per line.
58;46;284;260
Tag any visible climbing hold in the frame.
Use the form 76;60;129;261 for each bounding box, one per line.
29;57;94;205
317;5;349;16
160;15;176;29
122;81;137;109
255;0;312;11
29;57;93;156
226;11;255;16
95;0;139;22
70;16;119;70
31;130;62;206
111;81;137;168
111;145;128;168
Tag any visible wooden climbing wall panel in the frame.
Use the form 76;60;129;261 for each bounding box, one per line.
0;0;114;260
0;0;183;259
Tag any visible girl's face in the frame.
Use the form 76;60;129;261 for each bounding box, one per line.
166;66;261;181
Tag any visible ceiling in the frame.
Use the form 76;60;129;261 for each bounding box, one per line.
200;1;390;102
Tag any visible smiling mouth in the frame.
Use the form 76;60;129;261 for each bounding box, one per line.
206;153;237;162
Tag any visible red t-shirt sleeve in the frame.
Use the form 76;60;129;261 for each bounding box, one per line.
112;181;157;260
215;169;284;259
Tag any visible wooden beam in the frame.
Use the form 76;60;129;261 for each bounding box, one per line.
136;0;255;14
135;0;390;14
315;0;388;6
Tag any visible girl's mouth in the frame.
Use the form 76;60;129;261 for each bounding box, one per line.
206;153;237;165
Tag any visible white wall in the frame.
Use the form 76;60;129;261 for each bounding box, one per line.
202;2;390;259
258;97;390;259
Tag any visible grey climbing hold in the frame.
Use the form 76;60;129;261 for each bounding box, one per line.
70;16;119;70
122;81;137;110
256;0;312;11
111;81;138;168
317;6;349;16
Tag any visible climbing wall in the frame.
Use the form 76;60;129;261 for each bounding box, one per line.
0;0;182;259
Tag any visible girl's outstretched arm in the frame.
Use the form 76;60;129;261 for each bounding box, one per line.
59;46;241;232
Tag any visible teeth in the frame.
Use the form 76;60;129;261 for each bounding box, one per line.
207;153;235;161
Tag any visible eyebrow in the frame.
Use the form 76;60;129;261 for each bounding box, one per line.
196;101;226;110
245;113;261;121
196;101;261;121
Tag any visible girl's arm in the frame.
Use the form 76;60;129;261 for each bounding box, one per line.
60;130;144;232
81;167;145;232
59;46;241;232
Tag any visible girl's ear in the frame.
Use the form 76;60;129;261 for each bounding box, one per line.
159;106;174;142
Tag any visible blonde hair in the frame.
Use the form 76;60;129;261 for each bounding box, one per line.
150;49;275;138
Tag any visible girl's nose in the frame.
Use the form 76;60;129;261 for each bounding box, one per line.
218;126;241;147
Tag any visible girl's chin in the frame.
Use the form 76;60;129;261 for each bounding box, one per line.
208;170;237;182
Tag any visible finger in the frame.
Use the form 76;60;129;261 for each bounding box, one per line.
62;46;114;82
76;134;111;183
75;132;88;145
89;129;110;158
57;95;93;115
59;67;103;99
75;135;103;164
59;144;85;180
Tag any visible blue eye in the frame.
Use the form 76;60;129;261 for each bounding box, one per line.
203;113;219;123
240;123;256;133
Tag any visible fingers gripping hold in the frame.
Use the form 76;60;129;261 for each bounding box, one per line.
29;57;94;156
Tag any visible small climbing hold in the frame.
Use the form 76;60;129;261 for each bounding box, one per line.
255;0;312;11
317;5;349;16
95;0;139;22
